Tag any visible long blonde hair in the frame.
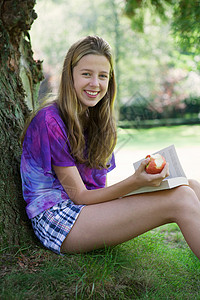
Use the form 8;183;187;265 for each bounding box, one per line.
22;36;117;169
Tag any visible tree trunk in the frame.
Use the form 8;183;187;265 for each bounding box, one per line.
0;0;43;249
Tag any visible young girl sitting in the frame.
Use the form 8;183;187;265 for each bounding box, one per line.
21;35;200;259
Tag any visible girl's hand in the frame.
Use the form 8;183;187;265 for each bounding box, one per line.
133;157;170;189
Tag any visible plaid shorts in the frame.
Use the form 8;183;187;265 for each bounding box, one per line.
31;200;85;255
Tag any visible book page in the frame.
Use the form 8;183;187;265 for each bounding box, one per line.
133;145;186;179
157;145;186;178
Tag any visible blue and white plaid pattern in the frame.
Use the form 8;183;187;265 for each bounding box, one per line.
31;200;84;254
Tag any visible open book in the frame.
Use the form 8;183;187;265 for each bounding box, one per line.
127;144;189;195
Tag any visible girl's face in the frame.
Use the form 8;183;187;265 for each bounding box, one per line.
73;54;110;109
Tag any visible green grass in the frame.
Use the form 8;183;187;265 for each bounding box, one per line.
117;124;200;150
1;125;200;299
1;231;199;299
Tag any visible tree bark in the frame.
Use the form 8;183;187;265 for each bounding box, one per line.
0;0;43;249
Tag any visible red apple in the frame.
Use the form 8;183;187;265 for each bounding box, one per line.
145;153;166;174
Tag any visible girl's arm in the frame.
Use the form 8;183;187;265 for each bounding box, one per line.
53;159;169;205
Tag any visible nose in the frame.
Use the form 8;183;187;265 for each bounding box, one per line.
89;75;99;87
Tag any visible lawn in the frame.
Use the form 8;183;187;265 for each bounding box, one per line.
116;124;200;149
1;125;200;299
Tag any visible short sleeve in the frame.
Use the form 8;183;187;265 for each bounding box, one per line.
23;105;76;177
107;152;116;172
45;116;75;168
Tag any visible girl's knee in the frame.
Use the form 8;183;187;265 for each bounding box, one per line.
188;179;200;193
171;185;199;221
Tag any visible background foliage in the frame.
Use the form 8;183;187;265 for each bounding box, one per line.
125;0;200;54
30;0;200;123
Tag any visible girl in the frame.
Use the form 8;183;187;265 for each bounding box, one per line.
21;35;200;259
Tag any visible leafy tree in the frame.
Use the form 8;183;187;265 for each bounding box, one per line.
124;0;200;55
0;0;43;249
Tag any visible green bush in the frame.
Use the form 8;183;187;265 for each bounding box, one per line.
119;96;200;124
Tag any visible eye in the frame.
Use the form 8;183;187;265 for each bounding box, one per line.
99;74;108;79
82;72;91;77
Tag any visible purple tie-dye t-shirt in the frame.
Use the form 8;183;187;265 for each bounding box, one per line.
20;103;115;219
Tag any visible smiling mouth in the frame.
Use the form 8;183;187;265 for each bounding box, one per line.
85;90;100;97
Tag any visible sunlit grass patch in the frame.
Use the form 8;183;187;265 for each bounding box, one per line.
152;223;188;249
117;125;200;150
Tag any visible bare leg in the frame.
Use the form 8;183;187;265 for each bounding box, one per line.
189;179;200;201
61;186;200;259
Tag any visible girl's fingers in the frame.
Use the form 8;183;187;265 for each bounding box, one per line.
138;158;150;171
161;162;170;178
